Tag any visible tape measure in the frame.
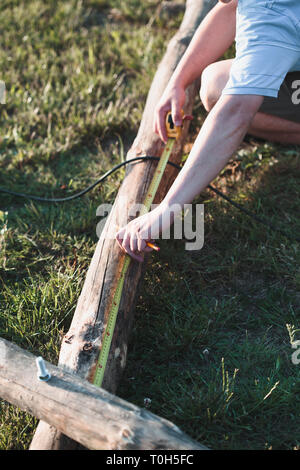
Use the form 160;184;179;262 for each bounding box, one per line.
92;112;181;388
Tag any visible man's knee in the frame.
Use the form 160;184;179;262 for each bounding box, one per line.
200;64;218;111
200;60;232;112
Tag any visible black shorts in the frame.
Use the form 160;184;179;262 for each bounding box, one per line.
259;72;300;124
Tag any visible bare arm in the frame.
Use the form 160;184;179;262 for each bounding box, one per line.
154;0;237;142
116;0;250;262
116;94;264;262
172;0;237;88
161;95;263;208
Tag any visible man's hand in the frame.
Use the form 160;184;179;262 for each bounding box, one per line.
153;83;186;143
115;208;162;263
115;203;176;262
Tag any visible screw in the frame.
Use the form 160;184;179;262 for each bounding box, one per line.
36;356;51;382
144;398;151;408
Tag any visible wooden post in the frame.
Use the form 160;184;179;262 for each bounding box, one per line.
0;338;208;450
30;0;217;450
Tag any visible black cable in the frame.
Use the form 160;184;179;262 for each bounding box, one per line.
0;155;298;242
0;156;174;203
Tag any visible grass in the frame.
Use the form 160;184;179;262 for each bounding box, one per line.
117;136;300;450
0;0;299;451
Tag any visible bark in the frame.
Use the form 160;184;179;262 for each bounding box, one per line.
0;338;208;450
30;0;217;450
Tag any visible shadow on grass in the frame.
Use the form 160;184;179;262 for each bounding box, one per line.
0;130;299;450
116;139;300;450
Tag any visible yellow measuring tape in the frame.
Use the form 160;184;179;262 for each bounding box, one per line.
93;112;181;388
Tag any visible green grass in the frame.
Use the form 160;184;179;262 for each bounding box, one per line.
0;0;299;451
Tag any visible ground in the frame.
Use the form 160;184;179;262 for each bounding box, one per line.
0;0;299;450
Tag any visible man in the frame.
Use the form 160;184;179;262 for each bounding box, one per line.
116;0;300;261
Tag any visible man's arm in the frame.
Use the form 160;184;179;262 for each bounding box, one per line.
116;0;255;262
154;0;237;142
116;93;263;262
161;94;263;208
171;0;237;89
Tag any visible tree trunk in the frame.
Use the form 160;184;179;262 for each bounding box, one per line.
30;0;217;450
0;338;208;450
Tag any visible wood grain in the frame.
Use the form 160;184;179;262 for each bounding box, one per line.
30;0;217;450
0;338;208;450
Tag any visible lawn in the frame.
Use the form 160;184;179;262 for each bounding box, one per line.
0;0;299;451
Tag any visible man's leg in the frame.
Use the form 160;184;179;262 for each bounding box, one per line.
200;59;300;144
249;112;300;144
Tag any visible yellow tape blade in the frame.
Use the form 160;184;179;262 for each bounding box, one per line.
93;139;175;388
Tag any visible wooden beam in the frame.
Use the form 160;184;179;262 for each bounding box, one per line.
0;338;208;450
30;0;217;450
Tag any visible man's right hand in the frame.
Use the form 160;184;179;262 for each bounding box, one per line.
153;83;186;143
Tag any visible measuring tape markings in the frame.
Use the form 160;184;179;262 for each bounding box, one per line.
93;114;180;388
93;255;130;387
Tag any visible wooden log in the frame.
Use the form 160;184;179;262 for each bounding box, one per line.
30;0;217;450
0;338;208;450
160;1;186;17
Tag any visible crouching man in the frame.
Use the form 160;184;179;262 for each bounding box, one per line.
116;0;300;261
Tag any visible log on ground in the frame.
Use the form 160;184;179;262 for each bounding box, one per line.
0;338;208;450
30;0;217;450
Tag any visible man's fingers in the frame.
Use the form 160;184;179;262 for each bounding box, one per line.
116;224;160;262
130;235;138;253
172;102;183;127
123;234;144;263
125;246;144;263
137;237;144;253
115;229;125;248
157;109;168;143
116;229;145;262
